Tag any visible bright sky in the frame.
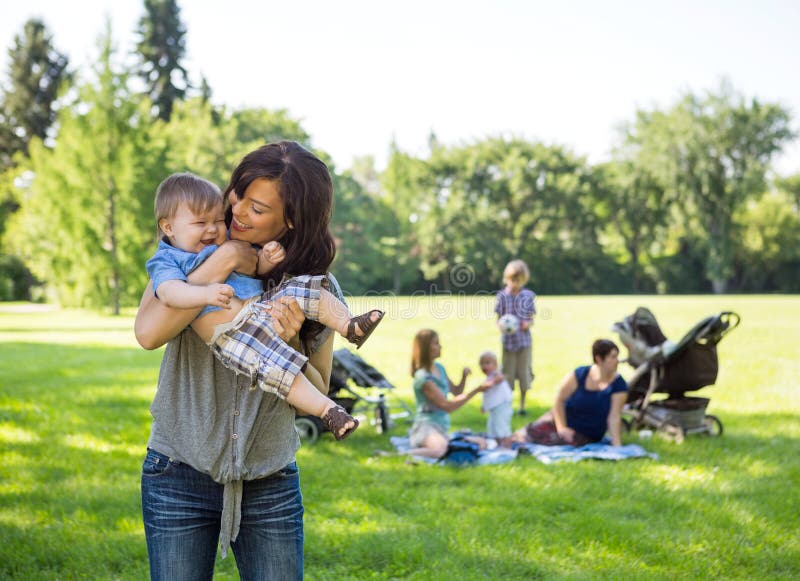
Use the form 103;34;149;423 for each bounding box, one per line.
2;0;799;174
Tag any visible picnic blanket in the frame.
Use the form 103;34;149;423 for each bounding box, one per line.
516;441;658;464
389;435;656;465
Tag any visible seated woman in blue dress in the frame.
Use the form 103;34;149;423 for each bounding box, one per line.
506;339;628;447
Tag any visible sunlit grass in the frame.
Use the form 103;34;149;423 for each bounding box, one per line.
1;297;799;579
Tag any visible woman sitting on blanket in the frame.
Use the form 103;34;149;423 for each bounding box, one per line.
504;339;628;448
406;329;499;458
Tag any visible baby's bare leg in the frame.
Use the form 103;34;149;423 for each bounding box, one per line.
317;290;384;342
285;372;336;417
285;372;358;439
317;289;353;336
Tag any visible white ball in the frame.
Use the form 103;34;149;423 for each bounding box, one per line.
498;313;520;335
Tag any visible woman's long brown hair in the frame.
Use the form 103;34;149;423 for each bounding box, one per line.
224;141;336;350
411;329;438;376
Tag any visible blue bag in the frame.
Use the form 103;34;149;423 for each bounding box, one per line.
437;438;480;466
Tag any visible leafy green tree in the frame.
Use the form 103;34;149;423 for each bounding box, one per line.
775;172;800;212
408;137;611;294
229;107;309;150
381;142;427;293
6;24;160;313
152;98;311;192
0;19;69;245
733;189;800;291
153;97;236;188
0;18;69;169
135;0;189;121
596;160;669;292
0;163;26;241
624;82;795;292
329;170;395;295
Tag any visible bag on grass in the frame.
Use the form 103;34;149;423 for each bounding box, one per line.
437;438;480;466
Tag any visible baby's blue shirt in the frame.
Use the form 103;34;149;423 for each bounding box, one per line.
145;239;263;318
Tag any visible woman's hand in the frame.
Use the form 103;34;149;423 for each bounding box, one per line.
461;367;472;381
607;391;627;446
557;426;576;444
479;373;504;391
265;296;305;342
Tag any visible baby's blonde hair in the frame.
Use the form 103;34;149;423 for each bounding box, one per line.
154;172;222;236
479;351;497;364
503;259;530;285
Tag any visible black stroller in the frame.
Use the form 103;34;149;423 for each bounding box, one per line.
612;307;740;442
294;349;413;443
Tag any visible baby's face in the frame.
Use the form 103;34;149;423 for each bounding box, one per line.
479;357;497;375
162;203;226;253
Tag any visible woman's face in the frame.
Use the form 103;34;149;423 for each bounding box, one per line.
228;178;289;246
429;336;442;360
599;349;620;374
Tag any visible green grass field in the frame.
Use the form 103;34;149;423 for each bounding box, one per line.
1;296;798;580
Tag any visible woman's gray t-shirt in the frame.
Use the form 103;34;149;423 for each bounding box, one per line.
147;328;300;482
146;273;345;554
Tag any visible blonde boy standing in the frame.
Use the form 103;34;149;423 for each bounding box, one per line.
494;259;536;415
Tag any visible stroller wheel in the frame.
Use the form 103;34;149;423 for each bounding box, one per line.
703;414;724;437
295;416;322;443
374;402;391;434
659;422;685;444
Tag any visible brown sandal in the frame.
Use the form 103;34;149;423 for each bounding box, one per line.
346;309;385;349
321;406;360;441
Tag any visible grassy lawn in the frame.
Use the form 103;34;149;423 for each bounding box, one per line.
1;296;798;580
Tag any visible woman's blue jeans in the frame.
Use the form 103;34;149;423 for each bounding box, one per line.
141;449;304;581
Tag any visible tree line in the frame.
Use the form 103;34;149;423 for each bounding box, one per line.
1;1;799;313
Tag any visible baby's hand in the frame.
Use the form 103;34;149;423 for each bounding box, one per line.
258;241;286;275
261;241;286;265
206;283;235;308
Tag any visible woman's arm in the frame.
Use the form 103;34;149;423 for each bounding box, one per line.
606;391;627;446
422;378;486;413
552;371;579;442
134;241;257;349
448;367;471;395
304;332;335;396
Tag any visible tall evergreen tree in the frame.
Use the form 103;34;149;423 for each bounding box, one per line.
6;21;162;314
0;18;69;169
135;0;189;121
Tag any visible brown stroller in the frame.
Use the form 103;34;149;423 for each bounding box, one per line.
612;307;740;442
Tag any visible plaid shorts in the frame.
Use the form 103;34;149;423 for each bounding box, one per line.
261;274;326;319
210;274;325;398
